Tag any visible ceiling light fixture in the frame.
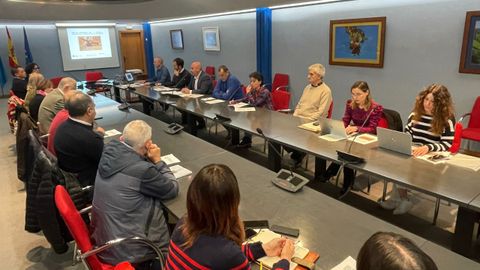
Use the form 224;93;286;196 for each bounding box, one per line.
269;0;352;10
149;8;256;24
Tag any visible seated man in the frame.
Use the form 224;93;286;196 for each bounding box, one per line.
288;64;332;165
212;65;244;100
181;61;213;129
54;91;105;186
92;120;179;267
164;57;191;89
11;66;27;99
148;56;171;85
47;91;77;155
38;77;76;134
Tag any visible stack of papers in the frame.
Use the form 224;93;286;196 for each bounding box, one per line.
298;122;321;133
170;165;192;179
415;152;451;165
229;102;249;108
234;106;256;112
331;256;356;270
246;229;309;270
161;154;180;166
152;86;175;92
205;99;225;104
104;129;121;138
182;93;204;98
446;153;480;171
201;97;215;101
347;133;378;145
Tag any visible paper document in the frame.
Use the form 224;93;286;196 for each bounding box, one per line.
347;133;378;145
318;134;346;142
446;153;480;171
415;152;451;165
331;256;356;270
205;99;225;104
161;154;180;166
247;229;309;270
201;97;215;101
298;122;321;133
183;94;204;99
152;86;175;92
229;102;249;108
170;165;192;179
234;106;256;112
104;129;121;138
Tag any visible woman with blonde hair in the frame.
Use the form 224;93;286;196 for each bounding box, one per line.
380;84;455;215
28;79;53;122
24;72;45;107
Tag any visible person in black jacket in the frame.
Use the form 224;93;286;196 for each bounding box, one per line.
54;91;105;187
164;58;191;89
10;66;28;99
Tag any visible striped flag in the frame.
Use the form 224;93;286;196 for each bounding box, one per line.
23;27;34;65
6;26;19;68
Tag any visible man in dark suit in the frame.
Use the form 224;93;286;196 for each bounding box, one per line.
10;66;27;99
181;61;213;95
164;58;191;89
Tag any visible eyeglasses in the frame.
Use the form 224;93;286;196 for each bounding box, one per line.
33;66;40;70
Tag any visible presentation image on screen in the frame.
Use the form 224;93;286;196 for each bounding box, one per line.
57;25;120;71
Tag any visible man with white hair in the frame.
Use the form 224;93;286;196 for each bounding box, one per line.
38;77;77;134
91;120;179;267
149;56;171;85
289;64;333;165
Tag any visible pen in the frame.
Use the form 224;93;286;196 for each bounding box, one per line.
260;261;263;270
94;116;103;120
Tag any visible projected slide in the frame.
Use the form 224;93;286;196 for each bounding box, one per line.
67;28;112;60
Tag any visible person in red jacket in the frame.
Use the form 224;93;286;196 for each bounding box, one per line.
166;164;294;270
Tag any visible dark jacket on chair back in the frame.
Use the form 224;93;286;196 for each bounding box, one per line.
91;140;179;265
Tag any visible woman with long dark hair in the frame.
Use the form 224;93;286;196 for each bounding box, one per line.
166;164;294;269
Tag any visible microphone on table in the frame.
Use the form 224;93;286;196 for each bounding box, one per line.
336;105;378;164
256;128;309;193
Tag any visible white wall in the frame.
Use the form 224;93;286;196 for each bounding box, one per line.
150;12;257;85
272;0;480;122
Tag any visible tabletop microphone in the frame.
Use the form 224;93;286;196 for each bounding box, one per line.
257;128;309;193
173;71;191;89
336;105;377;164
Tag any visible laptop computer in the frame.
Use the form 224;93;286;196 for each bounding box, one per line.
318;118;349;141
377;127;412;156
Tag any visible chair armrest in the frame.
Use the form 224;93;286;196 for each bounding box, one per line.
79;205;92;214
275;85;289;92
82;185;93;191
78;236;166;267
277;109;292;114
459;113;471;124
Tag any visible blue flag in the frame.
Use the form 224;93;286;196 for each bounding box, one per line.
0;55;7;94
24;27;33;65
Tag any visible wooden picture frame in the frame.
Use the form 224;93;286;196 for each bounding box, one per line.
169;29;184;50
329;17;386;68
202;27;220;51
459;11;480;74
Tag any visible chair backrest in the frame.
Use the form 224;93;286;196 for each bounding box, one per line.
54;185;105;270
212;80;217;89
381;108;403;132
272;90;291;111
468;96;480;129
50;77;64;88
450;122;463;154
85;72;104;83
272;73;289;92
241;85;247;96
327;101;333;119
205;66;215;79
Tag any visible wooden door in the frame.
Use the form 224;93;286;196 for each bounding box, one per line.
119;30;146;73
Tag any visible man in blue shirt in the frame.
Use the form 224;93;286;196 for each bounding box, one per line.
150;57;171;85
212;65;244;100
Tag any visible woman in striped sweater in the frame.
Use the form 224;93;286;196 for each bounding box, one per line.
166;164;294;270
380;84;455;215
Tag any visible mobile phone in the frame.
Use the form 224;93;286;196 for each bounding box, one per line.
270;224;300;237
245;228;258;239
243;220;269;229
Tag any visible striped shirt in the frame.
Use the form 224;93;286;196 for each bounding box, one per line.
405;113;455;152
166;219;289;270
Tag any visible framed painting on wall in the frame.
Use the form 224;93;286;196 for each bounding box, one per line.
329;17;386;68
459;11;480;74
202;27;220;51
170;29;184;50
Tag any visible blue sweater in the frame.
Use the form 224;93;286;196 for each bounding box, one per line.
150;65;171;84
212;74;244;100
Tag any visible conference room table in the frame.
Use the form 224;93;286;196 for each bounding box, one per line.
89;90;480;269
127;85;480;258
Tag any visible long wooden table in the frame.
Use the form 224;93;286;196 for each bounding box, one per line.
91;91;479;269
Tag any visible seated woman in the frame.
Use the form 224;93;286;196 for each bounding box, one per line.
28;79;53;122
357;232;438;270
24;72;45;108
230;72;273;148
321;81;383;196
166;164;294;270
380;84;455;215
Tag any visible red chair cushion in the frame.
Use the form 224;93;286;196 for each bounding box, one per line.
450;122;463;153
468;97;480;129
114;262;135;270
205;66;215;77
85;71;104;83
55;185;113;270
272;73;289;92
461;128;480;141
327;102;333;119
272;90;291;111
50;77;64;88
